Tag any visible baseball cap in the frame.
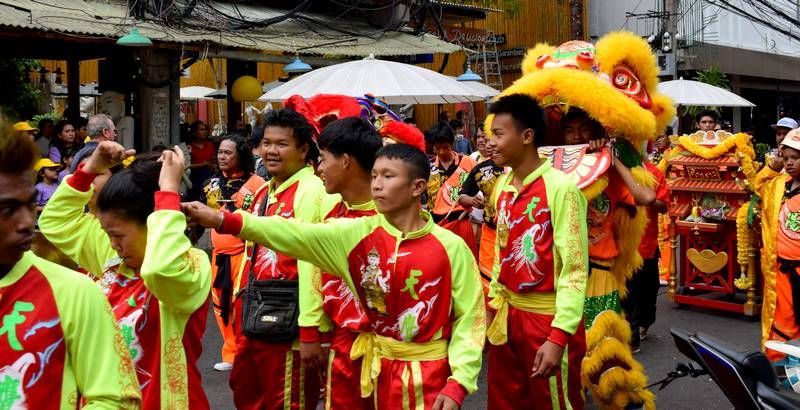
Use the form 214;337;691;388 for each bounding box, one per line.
772;117;798;130
13;121;38;132
780;128;800;152
34;158;62;172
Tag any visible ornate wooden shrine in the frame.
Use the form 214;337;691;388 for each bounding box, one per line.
661;131;761;316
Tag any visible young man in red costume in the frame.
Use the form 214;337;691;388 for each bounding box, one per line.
227;109;327;410
0;123;140;409
184;143;485;410
315;117;383;409
485;94;589;409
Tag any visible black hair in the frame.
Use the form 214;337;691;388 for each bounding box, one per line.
96;153;162;225
696;110;719;124
489;93;547;147
75;116;88;129
449;119;464;130
263;109;319;163
375;143;430;182
426;122;455;146
561;110;605;140
38;118;54;130
51;120;83;162
220;135;255;176
190;120;207;139
317;117;382;172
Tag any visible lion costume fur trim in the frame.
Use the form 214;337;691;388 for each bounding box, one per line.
611;165;655;298
583;311;656;410
581;175;609;202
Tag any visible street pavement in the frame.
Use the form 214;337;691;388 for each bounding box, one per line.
200;287;761;409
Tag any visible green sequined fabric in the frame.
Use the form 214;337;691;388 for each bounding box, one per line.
584;291;621;329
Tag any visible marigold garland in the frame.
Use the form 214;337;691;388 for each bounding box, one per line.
735;204;751;267
675;133;758;188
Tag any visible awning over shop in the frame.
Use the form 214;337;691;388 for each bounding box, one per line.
0;0;459;57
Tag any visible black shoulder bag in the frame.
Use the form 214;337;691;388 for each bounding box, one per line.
241;193;300;343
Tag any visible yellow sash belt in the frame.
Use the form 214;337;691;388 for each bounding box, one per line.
349;333;448;398
486;285;556;345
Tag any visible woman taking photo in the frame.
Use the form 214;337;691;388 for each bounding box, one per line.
48;120;83;164
199;135;265;372
39;141;212;409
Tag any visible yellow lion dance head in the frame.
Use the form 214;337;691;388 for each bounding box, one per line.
500;31;675;149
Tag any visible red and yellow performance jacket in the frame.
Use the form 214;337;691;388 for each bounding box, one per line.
0;251;140;409
487;160;589;347
218;210;486;403
319;195;378;332
235;165;329;342
38;169;212;409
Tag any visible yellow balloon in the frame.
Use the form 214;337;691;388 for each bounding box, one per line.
231;75;262;102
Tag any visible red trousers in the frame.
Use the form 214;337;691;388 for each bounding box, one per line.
230;338;321;410
325;329;374;410
487;307;585;410
324;328;452;410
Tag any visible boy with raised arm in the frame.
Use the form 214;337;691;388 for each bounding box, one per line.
184;143;485;410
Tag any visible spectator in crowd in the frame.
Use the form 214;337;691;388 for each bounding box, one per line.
34;158;62;210
470;127;489;162
48;120;82;164
695;110;719;132
451;119;473;154
75;116;89;142
772;117;798;146
13;121;37;141
70;114;117;173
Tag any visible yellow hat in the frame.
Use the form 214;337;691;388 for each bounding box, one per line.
34;158;62;172
781;128;800;152
13;122;38;132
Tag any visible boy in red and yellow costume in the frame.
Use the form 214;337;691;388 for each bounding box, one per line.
484;31;674;409
0;125;140;409
184;143;485;410
485;93;589;410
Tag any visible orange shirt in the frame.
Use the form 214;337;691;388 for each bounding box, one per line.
638;163;670;259
778;180;800;260
587;169;634;260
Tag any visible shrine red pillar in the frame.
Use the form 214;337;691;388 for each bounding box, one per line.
197;100;208;123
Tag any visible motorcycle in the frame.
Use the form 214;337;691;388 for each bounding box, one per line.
653;327;800;410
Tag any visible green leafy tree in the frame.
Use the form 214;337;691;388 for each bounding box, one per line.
685;65;730;118
0;59;41;121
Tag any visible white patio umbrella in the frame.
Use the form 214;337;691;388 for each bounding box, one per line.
448;77;500;99
657;78;755;107
180;86;216;100
260;55;484;104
